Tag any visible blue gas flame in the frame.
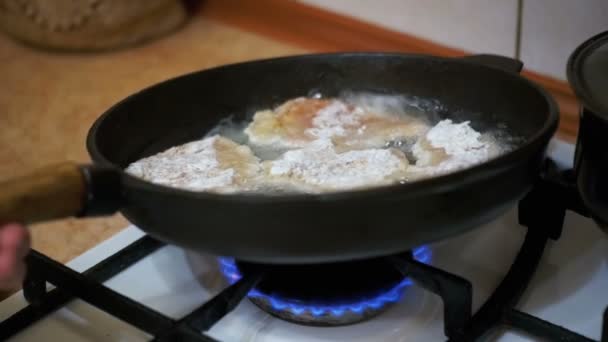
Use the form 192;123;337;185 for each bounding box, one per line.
218;246;432;317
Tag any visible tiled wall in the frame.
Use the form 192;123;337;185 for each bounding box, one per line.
520;0;608;80
298;0;608;81
298;0;519;57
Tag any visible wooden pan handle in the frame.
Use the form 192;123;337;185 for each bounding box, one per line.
0;162;87;224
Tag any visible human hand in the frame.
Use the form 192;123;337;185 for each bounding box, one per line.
0;223;30;290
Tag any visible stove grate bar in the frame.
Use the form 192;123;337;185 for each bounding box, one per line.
24;248;221;341
450;227;548;342
506;309;596;342
448;168;605;342
25;249;176;335
389;254;472;338
0;236;163;340
152;271;263;341
0;236;219;342
446;178;559;341
182;271;263;332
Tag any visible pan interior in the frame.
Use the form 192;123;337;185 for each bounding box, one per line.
91;54;552;178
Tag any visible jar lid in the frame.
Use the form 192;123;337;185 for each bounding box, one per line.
567;31;608;119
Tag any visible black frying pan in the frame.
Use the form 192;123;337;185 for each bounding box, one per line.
0;53;558;263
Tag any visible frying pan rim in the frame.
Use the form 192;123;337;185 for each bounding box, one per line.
86;52;559;203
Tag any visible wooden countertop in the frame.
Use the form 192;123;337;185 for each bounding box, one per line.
0;18;305;268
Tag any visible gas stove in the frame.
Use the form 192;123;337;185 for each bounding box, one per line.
0;139;606;341
218;246;432;327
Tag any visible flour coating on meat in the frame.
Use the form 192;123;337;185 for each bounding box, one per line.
244;97;428;150
263;138;409;192
410;119;500;177
126;95;505;194
125;136;260;193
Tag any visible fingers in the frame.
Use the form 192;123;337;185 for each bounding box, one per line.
0;223;30;290
0;257;26;290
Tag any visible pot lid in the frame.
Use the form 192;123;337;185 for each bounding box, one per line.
567;31;608;118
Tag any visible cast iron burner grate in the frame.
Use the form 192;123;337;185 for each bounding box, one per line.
217;246;431;326
0;162;606;341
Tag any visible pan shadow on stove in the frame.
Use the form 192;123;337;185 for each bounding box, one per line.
140;247;227;318
428;209;526;309
236;288;443;341
146;197;604;340
439;205;604;309
516;211;607;314
182;250;226;293
180;244;448;339
36;302;149;341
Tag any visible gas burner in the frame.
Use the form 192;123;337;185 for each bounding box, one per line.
218;246;432;326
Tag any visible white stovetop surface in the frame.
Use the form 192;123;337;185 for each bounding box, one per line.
0;140;606;342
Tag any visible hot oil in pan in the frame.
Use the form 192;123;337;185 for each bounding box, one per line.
205;116;291;161
202;92;518;194
206;92;434;161
125;92;519;195
339;91;442;163
204;91;515;164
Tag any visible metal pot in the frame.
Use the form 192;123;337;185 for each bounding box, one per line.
568;30;608;232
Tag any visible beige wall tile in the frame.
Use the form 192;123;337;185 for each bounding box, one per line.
298;0;519;56
520;0;608;80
